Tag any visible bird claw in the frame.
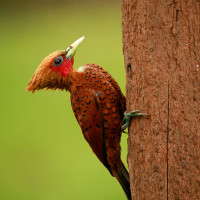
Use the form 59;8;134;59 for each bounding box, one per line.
121;109;150;133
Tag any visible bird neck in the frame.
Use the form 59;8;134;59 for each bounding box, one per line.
67;69;79;93
67;69;87;93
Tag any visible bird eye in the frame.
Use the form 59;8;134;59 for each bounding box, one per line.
53;56;63;66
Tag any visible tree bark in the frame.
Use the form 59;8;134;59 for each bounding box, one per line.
122;1;200;200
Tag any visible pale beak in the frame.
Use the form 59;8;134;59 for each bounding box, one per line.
66;36;85;59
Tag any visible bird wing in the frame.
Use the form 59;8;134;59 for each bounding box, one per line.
70;87;112;174
83;64;126;119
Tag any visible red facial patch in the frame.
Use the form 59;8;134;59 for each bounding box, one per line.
52;57;74;77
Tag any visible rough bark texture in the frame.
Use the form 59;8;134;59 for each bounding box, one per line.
122;1;200;200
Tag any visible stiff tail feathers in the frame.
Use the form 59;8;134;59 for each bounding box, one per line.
112;160;132;200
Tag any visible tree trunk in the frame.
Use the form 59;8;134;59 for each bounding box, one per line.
122;1;200;199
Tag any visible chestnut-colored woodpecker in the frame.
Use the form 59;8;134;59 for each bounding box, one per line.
26;37;147;200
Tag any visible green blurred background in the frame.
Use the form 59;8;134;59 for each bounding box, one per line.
0;0;127;199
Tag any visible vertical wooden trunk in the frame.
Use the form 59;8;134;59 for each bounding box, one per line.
122;1;200;199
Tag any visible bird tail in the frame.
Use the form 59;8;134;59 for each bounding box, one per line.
112;160;132;200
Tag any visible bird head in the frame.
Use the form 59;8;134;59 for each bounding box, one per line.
26;36;84;93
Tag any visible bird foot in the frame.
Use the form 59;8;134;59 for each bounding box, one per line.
121;109;150;133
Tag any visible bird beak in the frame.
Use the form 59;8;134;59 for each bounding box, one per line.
66;36;85;59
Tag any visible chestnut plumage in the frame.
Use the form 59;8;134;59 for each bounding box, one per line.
26;37;131;200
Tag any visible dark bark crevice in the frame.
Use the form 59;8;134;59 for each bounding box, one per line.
167;82;169;200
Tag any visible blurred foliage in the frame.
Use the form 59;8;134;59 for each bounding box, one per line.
0;0;128;199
